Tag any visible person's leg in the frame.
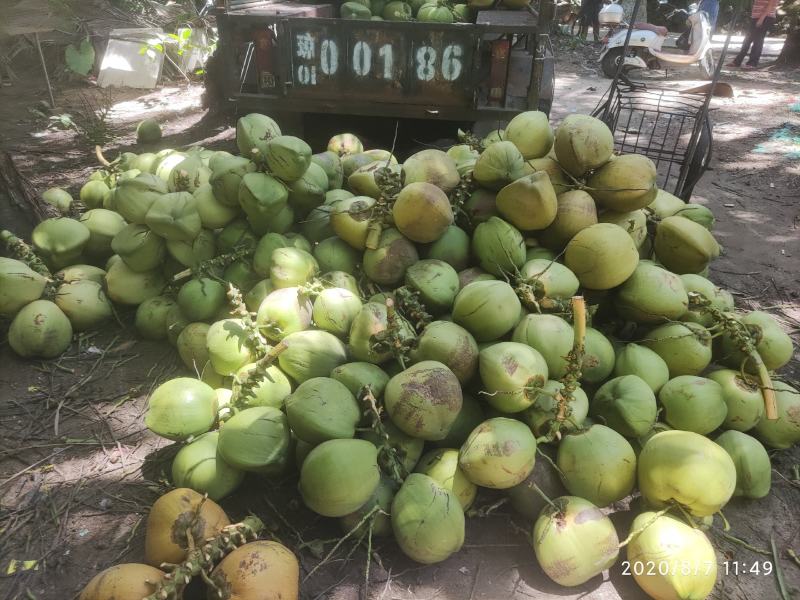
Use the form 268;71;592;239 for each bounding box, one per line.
732;18;757;66
746;16;774;66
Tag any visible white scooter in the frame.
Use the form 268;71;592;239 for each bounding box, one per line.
599;1;715;79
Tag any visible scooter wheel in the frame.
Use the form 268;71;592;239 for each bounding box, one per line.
601;47;626;78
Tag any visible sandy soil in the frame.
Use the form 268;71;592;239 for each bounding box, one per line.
0;38;798;600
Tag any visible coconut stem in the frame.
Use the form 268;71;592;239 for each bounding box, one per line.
617;505;674;548
394;286;432;332
687;292;778;420
370;298;415;371
531;483;558;512
555;296;586;424
145;515;264;600
172;245;255;283
360;386;407;484
1;230;51;277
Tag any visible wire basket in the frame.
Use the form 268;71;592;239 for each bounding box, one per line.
593;84;712;201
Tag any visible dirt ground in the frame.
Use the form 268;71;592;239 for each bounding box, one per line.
1;37;799;600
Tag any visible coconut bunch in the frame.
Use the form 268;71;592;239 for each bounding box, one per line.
77;487;299;600
2;110;799;600
340;0;474;22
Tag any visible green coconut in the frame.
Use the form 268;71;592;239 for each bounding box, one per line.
446;144;478;175
457;267;494;289
643;321;712;377
591;375;657;438
270;247;319;289
626;512;717;600
614;262;688;323
458;417;536;488
222;259;260;293
113;173;168;224
341;153;377;178
42;187;72;213
311;151;344;190
328;133;364;156
331;362;390;399
708;369;764;431
679;273;734;327
145;378;217;441
715;430;771;499
504;110;553;159
285;377;360;444
288;162;329;217
518;259;580;300
238;172;289;226
319;271;360;296
409;321;478;384
654;215;720;274
553;114;615;178
511;314;573;379
473;141;526;190
392;182;454;243
658;375;727;434
301;204;336;244
638;430;736;516
135;296;177;340
218;406;291;475
507;446;565;520
206;319;255;376
401;149;460;193
166;155;210;193
165;304;189;346
244;279;275;313
495;172;558;232
537;190;598;249
564;223;639;290
648;188;685;218
675;203;715;230
581;328;616;384
8;300;73;358
753;380;800;449
312;288;362;337
235;113;281;160
521;380;589;436
414;448;476;510
404;260;460;315
172;432;244;501
231;363;292;410
55;264;106;285
314;236;360;274
78;209;126;259
105;259;165;305
165;229;215;269
478;342;549;413
719;310;794;373
452;280;521;342
533;495;619;587
54;280;113;332
330;195;377;250
557;424;636;506
300;439;380;516
598;208;648;250
391;473;465;564
136;118;162;143
216;219;258;252
361;420;425;475
348;302;415;364
463;188;498;226
111;224;165;272
278;329;348;383
382;0;413;19
0;258;47;317
363;228;418;286
31;217;90;269
210;156;257;207
587;154;657;211
472;217;526;276
339;476;396;537
384;361;462;440
177;322;211;370
264;136;311;182
80;180;111;210
425;225;470;272
177;278;226;322
251;233;288;277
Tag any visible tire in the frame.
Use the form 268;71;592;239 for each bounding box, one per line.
601;47;626;78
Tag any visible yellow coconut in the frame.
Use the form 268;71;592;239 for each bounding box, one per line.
505;110;553;160
208;540;299;600
538;190;598;249
144;488;230;567
654;215;720;274
79;564;166;600
524;156;571;194
392;182;454;243
587;154;658;211
565;223;639;290
402;149;461;193
495;171;558;231
598;208;648;249
553;114;615;178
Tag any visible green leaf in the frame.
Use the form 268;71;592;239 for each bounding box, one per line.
64;37;95;76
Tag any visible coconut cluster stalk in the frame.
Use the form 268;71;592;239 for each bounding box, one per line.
144;513;264;600
366;165;403;249
370;298;416;369
555;296;586;427
687;292;777;420
1;230;52;277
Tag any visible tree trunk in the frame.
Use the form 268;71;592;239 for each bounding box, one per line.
776;27;800;66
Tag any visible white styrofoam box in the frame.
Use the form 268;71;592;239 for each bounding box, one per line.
97;28;164;89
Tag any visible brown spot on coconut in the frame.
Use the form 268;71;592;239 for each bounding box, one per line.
392;182;454;243
402;149;461;193
362;228;419;286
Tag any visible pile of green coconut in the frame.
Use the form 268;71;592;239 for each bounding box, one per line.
1;109;798;600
